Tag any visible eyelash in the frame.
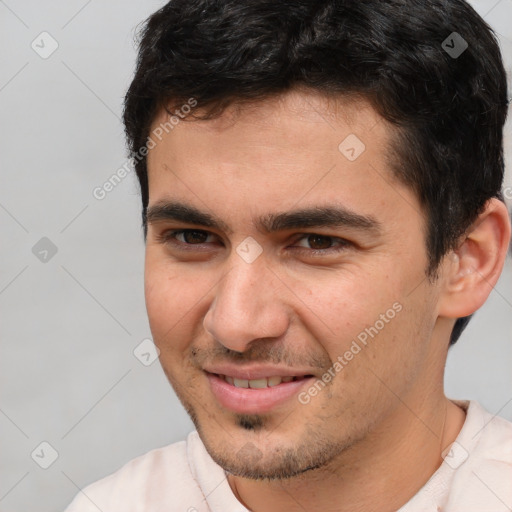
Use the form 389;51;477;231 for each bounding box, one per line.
156;229;352;255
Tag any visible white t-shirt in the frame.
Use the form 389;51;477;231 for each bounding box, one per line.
64;400;512;511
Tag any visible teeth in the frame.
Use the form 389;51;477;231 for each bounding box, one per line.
233;378;249;388
249;378;268;389
267;376;283;387
222;375;299;388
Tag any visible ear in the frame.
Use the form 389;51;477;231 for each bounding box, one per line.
438;198;511;319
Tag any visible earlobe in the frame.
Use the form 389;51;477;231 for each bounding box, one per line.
438;198;511;319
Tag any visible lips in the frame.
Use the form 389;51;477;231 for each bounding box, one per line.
202;363;315;381
204;369;315;414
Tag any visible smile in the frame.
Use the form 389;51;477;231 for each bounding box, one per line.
217;374;308;388
205;372;314;414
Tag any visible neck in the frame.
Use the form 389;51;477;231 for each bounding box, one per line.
227;395;466;512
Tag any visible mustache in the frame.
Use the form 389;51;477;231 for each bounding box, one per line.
189;343;331;370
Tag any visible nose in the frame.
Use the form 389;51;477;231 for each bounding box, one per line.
203;258;290;353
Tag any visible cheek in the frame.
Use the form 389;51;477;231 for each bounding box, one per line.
291;265;424;392
144;253;211;352
290;267;400;343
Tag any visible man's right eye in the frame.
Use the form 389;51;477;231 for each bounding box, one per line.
159;229;217;245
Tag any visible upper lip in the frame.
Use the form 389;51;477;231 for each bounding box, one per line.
203;364;315;381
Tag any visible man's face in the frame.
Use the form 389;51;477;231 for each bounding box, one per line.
144;90;445;479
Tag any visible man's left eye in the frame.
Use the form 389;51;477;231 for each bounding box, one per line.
293;234;350;251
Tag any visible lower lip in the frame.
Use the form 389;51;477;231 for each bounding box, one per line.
206;373;314;414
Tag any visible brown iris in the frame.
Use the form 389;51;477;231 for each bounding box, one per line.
183;230;209;243
306;235;333;250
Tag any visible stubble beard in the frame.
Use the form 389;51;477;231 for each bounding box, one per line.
183;399;363;481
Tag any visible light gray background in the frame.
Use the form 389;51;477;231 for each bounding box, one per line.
1;1;511;511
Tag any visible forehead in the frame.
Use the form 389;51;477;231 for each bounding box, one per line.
149;90;387;155
145;90;421;231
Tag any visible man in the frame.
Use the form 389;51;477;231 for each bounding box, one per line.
65;0;512;510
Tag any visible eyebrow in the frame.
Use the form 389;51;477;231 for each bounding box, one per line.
146;202;232;233
258;206;381;234
145;201;381;235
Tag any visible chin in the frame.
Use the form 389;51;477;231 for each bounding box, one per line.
206;439;337;480
194;414;352;481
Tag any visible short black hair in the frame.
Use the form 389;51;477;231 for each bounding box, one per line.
123;0;509;345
